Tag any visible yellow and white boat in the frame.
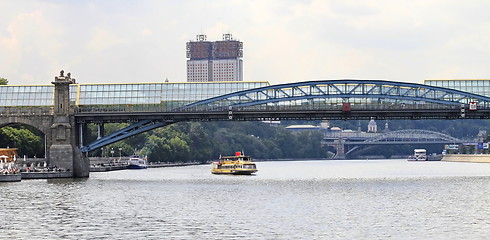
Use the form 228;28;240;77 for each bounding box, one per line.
211;152;258;175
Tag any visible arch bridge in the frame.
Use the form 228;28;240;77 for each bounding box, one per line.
177;79;490;120
79;79;490;153
2;77;490;177
339;129;463;159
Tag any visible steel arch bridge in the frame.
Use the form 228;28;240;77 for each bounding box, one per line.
343;129;462;157
80;79;489;152
361;129;462;144
181;79;490;113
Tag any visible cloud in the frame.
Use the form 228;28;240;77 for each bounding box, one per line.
0;8;63;84
141;29;152;36
86;28;127;52
1;0;490;86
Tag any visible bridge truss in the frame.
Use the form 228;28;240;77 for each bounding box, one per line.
359;129;462;144
343;129;462;157
180;79;490;120
79;79;490;152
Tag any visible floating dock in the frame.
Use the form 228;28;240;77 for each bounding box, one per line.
21;172;72;179
443;154;490;163
0;174;21;182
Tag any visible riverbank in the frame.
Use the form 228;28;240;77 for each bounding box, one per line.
443;154;490;163
90;162;205;172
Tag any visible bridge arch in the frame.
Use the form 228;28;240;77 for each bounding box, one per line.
80;79;488;153
0;116;51;158
0;116;50;136
344;129;462;157
182;79;490;111
363;129;462;143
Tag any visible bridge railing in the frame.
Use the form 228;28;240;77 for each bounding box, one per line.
74;102;193;113
179;101;463;112
72;101;469;113
0;107;54;116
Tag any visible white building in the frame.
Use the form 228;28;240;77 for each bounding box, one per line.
368;118;377;133
187;34;243;82
187;60;210;82
210;59;243;82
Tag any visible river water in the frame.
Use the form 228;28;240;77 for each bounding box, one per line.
2;159;490;239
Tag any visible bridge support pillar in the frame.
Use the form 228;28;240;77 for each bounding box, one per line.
97;123;104;139
333;138;346;159
50;71;90;178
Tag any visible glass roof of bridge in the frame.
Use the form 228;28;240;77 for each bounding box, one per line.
0;82;269;107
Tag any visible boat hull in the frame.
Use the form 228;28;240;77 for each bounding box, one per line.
127;164;147;169
212;169;257;175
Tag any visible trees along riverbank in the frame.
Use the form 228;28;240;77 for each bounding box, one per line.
3;116;490;162
76;121;327;163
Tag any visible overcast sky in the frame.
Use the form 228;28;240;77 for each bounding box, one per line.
1;0;490;86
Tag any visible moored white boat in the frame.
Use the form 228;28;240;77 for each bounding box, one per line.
408;149;427;161
127;156;148;169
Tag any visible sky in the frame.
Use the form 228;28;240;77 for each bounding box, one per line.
1;0;490;86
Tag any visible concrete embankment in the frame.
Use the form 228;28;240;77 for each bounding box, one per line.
21;172;72;179
90;165;127;172
443;154;490;163
147;162;203;168
90;162;204;172
0;174;22;182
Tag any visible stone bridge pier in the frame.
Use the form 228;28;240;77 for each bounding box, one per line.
50;71;89;177
0;71;90;177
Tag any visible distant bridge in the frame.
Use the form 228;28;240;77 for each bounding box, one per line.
322;129;462;159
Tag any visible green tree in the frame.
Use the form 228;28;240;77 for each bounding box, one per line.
0;126;43;157
186;122;213;162
142;125;191;162
0;77;7;85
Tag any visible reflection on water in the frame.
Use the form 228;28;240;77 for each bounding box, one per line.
2;160;490;239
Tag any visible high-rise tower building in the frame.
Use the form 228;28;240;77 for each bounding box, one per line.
186;34;243;82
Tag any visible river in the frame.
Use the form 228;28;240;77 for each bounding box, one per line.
2;159;490;239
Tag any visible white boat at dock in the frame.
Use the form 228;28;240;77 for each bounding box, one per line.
408;149;443;161
127;155;148;169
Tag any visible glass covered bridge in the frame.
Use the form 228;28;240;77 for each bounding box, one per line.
2;79;490;152
180;79;490;120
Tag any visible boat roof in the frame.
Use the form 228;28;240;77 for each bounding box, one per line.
220;155;251;159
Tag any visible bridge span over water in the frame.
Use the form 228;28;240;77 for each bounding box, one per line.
322;129;463;159
1;73;489;177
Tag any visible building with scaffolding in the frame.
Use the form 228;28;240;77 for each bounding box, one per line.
186;34;243;82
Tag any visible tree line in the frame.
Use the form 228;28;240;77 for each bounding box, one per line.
88;121;328;163
4;117;490;161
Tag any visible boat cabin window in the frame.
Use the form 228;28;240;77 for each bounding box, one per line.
242;164;256;169
414;149;426;154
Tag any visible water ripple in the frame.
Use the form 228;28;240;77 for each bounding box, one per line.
1;160;490;239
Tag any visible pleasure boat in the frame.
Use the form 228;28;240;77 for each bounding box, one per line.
408;149;427;161
211;152;258;175
127;155;148;169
